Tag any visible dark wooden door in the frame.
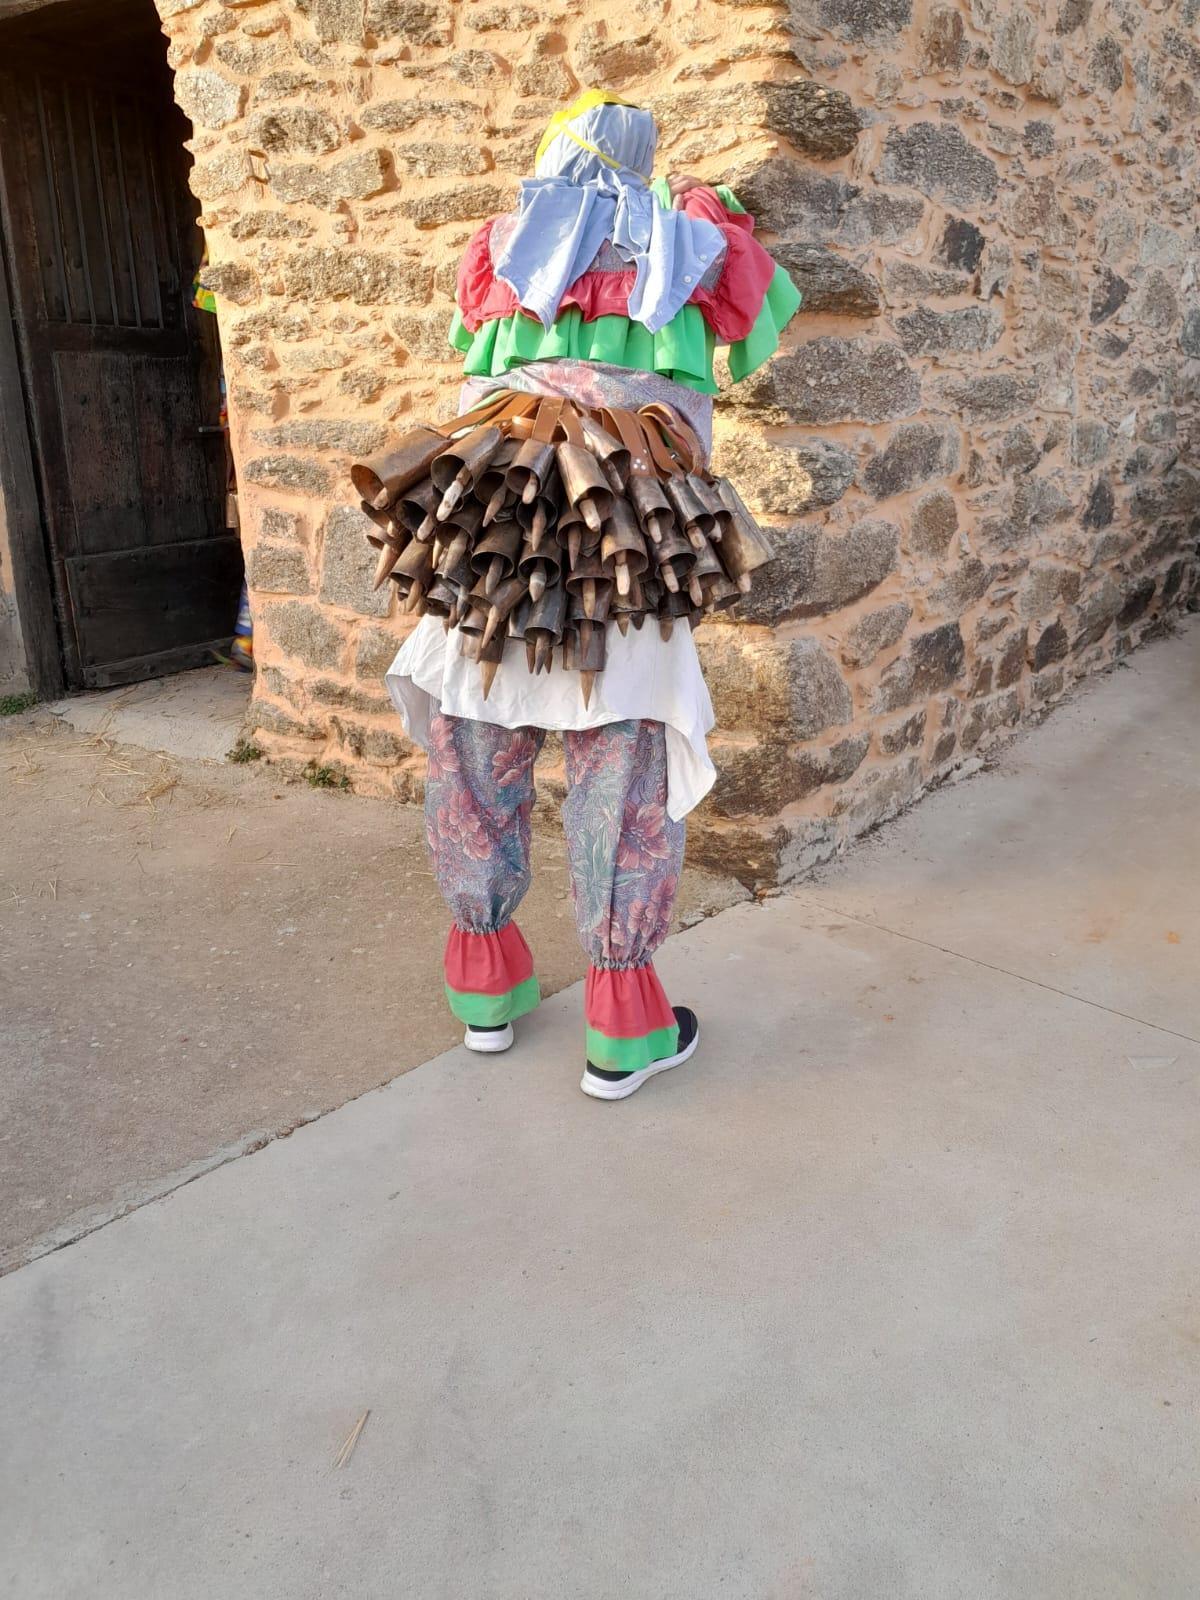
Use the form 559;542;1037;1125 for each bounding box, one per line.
0;61;240;688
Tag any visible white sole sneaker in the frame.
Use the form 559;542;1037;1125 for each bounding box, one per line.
464;1023;514;1054
580;1022;700;1100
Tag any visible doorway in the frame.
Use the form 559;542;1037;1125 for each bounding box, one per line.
0;0;241;695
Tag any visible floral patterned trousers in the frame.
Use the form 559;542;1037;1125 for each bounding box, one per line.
425;713;686;1072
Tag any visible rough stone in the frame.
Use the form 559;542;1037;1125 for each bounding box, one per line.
252;71;325;103
1010;474;1073;536
895;305;1003;356
243;455;332;495
697;633;852;740
960;689;1021;751
213;38;279;74
355;625;403;681
445;50;503;86
246;108;339;156
261;507;303;543
880;124;998;207
252;419;389;456
189;150;252;199
296;0;362;40
880;710;926;755
1032;619;1069;670
319;505;392;618
1118;576;1156;628
710;730;868;817
709;432;856;519
862;422;959;499
883;261;971;301
248;542;312;596
730;338;920;426
835;754;924;828
390;313;455;362
771;245;881;318
802;0;914;42
174;68;244;130
358;98;474;134
229;212;314;242
365;0;451;44
794;519;900;619
1056;0;1091;32
938;373;1039;422
839;191;926;248
1018;563;1082;621
467;4;538;28
262;600;347;670
571;21;659;82
392;143;490;178
1180;311;1200;359
761;81;862;159
992;7;1038;84
1090;34;1124;94
730;158;858;239
1137;271;1179;332
1072;576;1123;650
1069;420;1110;468
399;183;509;228
995;628;1028;689
197;261;258;305
936;216;986;272
908;488;958;556
840;602;912;669
1082;478;1115;530
923;5;969;72
1005;176;1079;247
929;557;996;613
280;249;430;306
874;622;965;711
513;59;576;99
270;149;390;210
1023;120;1056;158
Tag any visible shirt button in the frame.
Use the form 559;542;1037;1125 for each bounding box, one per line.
683;274;694;284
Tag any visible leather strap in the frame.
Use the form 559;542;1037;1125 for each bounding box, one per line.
639;402;704;473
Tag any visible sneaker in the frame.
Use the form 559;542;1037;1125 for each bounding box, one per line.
464;1022;514;1054
580;1007;699;1100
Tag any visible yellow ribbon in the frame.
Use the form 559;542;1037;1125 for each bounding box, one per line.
535;88;649;178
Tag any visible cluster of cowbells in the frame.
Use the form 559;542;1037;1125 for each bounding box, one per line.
350;391;774;703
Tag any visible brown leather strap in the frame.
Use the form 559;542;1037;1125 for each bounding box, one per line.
438;389;539;435
636;412;688;479
559;403;586;447
603;408;656;477
531;395;564;443
639;402;704;472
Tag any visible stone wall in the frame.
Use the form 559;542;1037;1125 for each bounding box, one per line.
154;0;1200;884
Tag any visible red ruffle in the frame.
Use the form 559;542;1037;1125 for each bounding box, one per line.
585;963;676;1039
455;189;777;343
444;922;534;996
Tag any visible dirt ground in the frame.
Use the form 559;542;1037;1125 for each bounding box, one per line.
0;707;746;1273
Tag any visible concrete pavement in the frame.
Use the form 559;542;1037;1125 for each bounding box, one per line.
2;620;1198;1598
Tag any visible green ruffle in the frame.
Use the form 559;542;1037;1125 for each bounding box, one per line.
448;183;802;394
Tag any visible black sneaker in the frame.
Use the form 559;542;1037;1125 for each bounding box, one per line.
580;1007;699;1100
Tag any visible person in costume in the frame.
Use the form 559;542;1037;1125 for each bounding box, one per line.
357;91;800;1099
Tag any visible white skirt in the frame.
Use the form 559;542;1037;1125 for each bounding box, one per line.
385;613;716;822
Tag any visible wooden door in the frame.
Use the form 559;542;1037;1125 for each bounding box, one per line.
0;61;240;688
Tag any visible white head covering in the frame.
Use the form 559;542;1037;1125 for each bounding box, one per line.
490;94;726;336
